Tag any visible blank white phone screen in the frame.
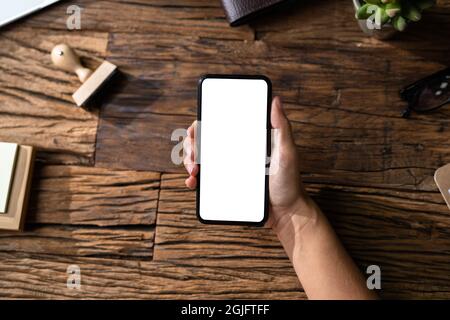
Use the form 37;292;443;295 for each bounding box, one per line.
199;78;268;223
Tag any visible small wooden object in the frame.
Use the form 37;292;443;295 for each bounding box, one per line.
0;144;35;231
434;163;450;211
51;43;117;107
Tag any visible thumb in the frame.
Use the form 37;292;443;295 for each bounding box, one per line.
271;96;293;144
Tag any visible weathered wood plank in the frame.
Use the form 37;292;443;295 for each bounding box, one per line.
0;28;108;165
27;165;160;226
2;250;449;299
154;174;450;299
0;252;305;299
0;225;154;259
0;165;160;260
0;165;160;259
95;112;194;172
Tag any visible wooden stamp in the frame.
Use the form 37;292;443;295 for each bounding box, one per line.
51;43;117;107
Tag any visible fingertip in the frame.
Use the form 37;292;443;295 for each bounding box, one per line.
273;96;282;109
185;176;197;189
185;177;193;189
271;96;285;129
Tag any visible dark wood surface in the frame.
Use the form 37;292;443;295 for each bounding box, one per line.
0;0;450;299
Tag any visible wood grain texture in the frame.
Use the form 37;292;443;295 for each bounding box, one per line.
0;165;159;260
0;225;154;259
0;252;304;299
27;165;160;226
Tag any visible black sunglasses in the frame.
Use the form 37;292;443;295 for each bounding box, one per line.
400;67;450;118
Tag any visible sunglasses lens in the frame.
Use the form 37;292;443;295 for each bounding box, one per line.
412;74;450;111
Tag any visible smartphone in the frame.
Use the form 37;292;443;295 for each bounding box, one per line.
196;74;271;226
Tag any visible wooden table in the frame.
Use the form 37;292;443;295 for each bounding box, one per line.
0;0;449;299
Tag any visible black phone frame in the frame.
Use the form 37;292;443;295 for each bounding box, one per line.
196;74;272;227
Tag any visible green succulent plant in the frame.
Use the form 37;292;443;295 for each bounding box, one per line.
356;0;436;31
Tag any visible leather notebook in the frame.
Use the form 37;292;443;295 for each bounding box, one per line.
221;0;292;26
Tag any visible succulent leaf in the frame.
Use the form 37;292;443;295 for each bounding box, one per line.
356;3;373;19
393;15;407;31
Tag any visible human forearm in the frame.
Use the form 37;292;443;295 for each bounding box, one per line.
275;199;377;300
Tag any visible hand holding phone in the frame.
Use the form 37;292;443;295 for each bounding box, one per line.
185;76;309;228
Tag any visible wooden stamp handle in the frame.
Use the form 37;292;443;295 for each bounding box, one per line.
51;44;92;83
